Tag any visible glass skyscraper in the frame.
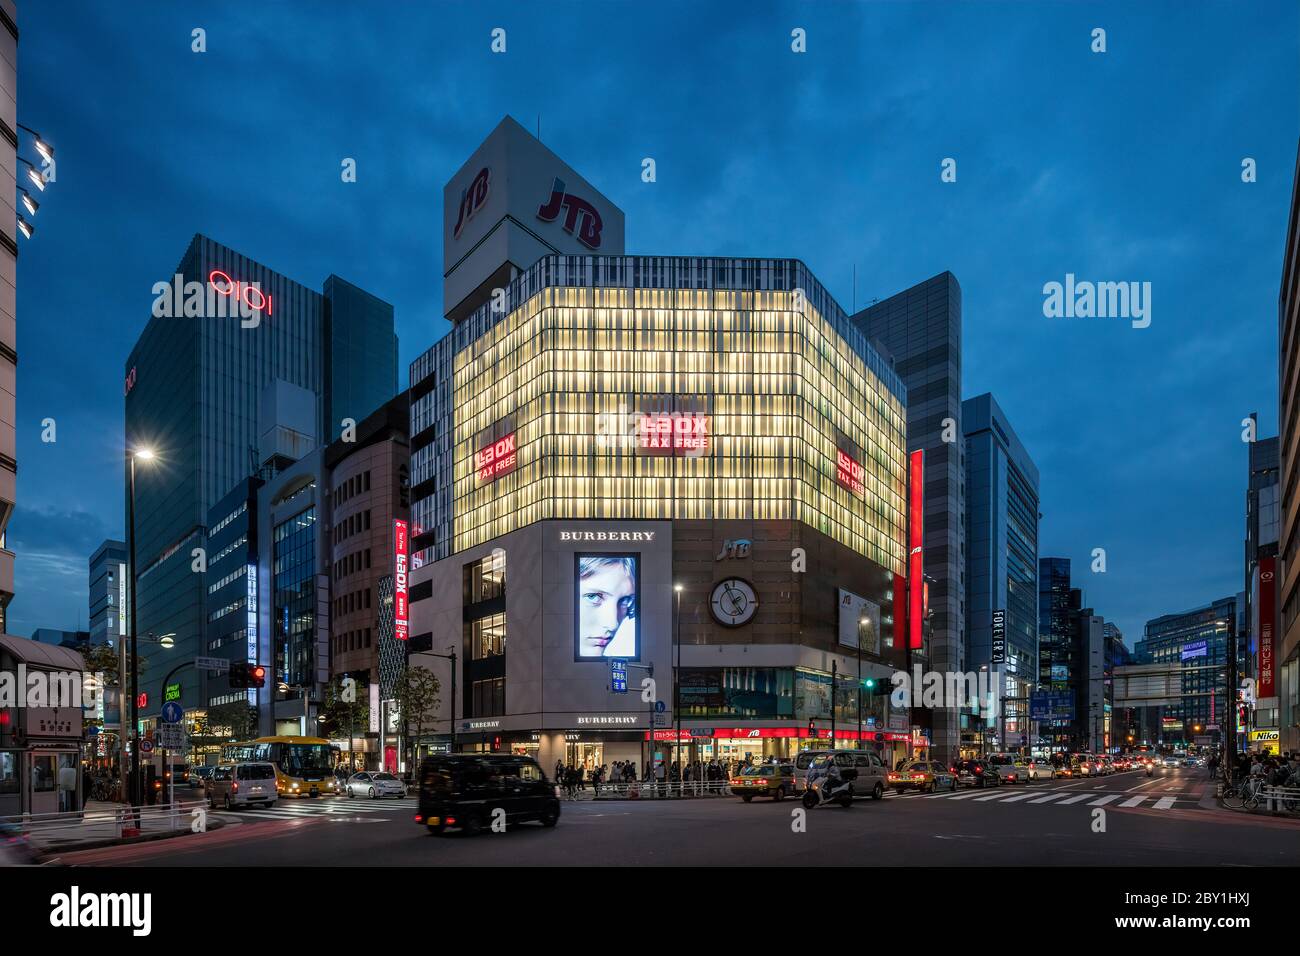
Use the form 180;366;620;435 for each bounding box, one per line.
124;234;396;716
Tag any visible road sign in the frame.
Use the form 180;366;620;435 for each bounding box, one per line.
157;724;184;750
160;701;184;724
610;660;628;693
655;700;667;713
139;737;155;755
653;713;668;728
196;656;229;672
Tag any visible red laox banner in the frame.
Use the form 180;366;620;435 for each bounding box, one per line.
637;413;709;454
836;449;866;495
908;449;924;650
394;520;409;641
475;432;517;482
1258;556;1276;698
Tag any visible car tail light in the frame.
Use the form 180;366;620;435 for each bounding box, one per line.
446;816;457;825
232;781;239;793
415;815;423;823
757;779;768;786
975;766;982;773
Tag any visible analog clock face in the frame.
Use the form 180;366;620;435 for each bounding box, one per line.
710;578;758;627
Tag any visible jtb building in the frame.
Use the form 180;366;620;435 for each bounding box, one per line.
407;119;916;774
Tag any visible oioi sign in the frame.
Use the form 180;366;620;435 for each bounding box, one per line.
208;270;273;317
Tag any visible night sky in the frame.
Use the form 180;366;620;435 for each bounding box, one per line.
9;1;1297;646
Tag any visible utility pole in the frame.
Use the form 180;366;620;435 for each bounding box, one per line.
831;660;838;749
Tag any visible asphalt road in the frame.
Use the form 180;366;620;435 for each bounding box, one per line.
45;769;1300;867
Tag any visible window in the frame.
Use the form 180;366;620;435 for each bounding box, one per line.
465;551;506;603
31;756;57;792
472;677;506;716
469;613;506;659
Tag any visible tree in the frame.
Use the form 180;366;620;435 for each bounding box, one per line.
318;679;370;771
393;665;441;777
201;701;259;743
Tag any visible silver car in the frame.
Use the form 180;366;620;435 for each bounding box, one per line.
345;771;406;799
207;762;278;810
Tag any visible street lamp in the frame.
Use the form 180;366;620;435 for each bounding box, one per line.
127;445;156;812
674;584;683;785
18;123;54;165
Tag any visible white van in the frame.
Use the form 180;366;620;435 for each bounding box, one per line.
206;762;279;810
806;750;891;800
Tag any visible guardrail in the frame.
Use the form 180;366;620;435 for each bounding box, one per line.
1255;786;1300;814
0;799;210;848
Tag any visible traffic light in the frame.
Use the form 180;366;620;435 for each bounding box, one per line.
862;677;891;696
229;662;248;689
249;664;266;689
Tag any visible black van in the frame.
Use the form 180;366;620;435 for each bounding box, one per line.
417;754;560;835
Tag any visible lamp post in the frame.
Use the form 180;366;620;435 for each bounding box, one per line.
127;447;155;811
674;584;683;784
422;646;458;753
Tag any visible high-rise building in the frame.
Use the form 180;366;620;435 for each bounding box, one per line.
1244;431;1280;753
1036;559;1109;753
0;1;19;633
1277;140;1300;754
962;393;1039;753
1136;596;1242;749
124;234;396;719
405;118;913;775
88;540;127;648
852;273;965;760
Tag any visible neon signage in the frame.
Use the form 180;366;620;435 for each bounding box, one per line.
208;270;273;317
908;449;924;650
835;449;866;495
124;366;137;397
394;519;409;641
453;166;490;239
475;432;517;482
637;413;709;453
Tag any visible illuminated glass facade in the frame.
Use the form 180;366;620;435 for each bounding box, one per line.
273;505;318;688
411;256;907;572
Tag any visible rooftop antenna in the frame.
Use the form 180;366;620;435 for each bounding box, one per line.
537;114;541;142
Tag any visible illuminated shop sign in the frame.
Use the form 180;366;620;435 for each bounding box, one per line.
208;270;273;316
1180;640;1207;661
908;450;925;650
394;519;409;641
124;366;137;397
991;609;1006;663
637;413;709;453
453;166;490;239
164;683;182;703
537;177;604;249
1258;557;1276;698
475;432;517;482
835;449;865;495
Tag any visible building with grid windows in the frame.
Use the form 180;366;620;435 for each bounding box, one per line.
406;118;916;777
962;393;1039;754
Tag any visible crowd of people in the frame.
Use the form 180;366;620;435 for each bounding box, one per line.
1229;749;1300;786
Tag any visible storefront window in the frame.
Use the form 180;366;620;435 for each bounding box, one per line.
0;752;17;794
31;756;57;793
678;667;794;718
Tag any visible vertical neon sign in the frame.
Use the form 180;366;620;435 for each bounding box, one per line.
908;449;924;650
394;519;409;641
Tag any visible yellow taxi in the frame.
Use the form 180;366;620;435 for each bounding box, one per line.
730;763;797;802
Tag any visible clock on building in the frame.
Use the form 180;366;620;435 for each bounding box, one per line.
710;578;758;627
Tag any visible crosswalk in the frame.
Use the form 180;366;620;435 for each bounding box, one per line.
878;783;1195;813
210;795;416;826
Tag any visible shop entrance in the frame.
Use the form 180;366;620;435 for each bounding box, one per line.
565;741;603;772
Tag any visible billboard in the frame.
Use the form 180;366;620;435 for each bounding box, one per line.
393;520;409;641
1180;640;1207;661
908;450;924;649
636;412;709;454
835;448;866;495
838;590;881;653
475;432;517;482
1258;556;1276;699
575;553;640;661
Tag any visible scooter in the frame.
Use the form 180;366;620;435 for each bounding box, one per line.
801;769;856;808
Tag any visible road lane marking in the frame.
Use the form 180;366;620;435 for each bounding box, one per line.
944;790;992;800
1126;778;1165;792
1058;794;1093;805
1153;797;1178;809
994;793;1037;803
973;791;1010;801
1118;796;1149;808
1028;793;1066;803
1088;795;1120;806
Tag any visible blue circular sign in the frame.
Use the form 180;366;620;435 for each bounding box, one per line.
161;701;184;724
655;700;666;713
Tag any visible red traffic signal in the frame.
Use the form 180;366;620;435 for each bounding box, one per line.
249;665;266;689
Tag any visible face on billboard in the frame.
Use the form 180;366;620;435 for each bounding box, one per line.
575;554;639;660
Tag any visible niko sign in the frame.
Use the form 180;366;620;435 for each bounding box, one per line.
208;270;273;317
393;520;409;641
453;166;490;239
475;432;517;482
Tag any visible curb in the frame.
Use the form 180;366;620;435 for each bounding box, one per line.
34;818;226;861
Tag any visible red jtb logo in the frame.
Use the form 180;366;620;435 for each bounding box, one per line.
453;167;490;239
537;177;604;249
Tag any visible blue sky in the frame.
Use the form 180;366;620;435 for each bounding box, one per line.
9;1;1297;645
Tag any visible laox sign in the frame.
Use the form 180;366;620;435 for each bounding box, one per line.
475;433;517;482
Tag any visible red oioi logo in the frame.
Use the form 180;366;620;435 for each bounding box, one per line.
453;167;490;239
124;366;137;397
537;177;604;249
209;270;273;316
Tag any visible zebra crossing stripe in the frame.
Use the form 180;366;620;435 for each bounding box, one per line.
1057;794;1092;805
995;793;1037;803
1028;792;1065;804
973;791;1009;801
1153;796;1177;810
946;790;993;800
1118;795;1148;808
1088;795;1120;806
